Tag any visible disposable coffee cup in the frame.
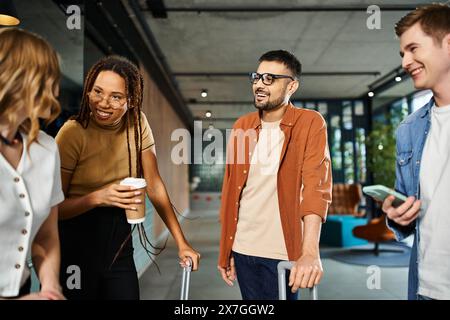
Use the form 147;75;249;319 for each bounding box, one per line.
120;177;147;224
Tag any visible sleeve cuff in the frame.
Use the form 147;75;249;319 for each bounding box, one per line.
386;216;415;241
300;210;327;223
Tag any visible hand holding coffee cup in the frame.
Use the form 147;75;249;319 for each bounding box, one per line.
119;177;147;224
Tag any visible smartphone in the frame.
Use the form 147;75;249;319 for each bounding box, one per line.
362;185;408;207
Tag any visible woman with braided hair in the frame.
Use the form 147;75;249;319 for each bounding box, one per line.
56;55;200;300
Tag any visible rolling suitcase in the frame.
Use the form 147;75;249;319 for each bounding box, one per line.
180;257;193;300
180;259;318;300
277;261;318;300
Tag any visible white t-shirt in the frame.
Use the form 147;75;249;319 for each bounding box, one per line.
0;130;64;297
418;103;450;300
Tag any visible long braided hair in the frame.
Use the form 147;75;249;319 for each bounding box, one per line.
74;55;143;178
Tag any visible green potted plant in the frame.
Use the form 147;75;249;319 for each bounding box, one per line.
366;120;397;188
362;108;408;254
367;106;408;187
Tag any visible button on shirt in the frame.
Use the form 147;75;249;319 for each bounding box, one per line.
0;131;64;297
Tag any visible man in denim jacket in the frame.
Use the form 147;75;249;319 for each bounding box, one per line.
382;4;450;300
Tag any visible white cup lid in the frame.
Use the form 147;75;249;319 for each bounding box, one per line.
127;217;145;224
120;177;147;189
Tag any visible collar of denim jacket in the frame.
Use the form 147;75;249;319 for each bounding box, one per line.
420;97;435;118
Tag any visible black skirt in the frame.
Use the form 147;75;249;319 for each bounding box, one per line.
58;206;139;300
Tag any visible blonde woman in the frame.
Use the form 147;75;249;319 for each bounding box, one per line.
0;28;65;300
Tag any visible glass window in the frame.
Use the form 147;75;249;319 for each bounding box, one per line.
391;97;408;128
356;128;367;183
331;115;340;127
318;102;328;116
305;102;316;110
343;104;353;130
373;112;386;125
354;100;364;116
330;115;342;171
344;141;355;183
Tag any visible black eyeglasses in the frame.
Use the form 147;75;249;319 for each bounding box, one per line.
249;72;296;85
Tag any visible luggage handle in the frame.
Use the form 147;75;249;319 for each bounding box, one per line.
277;261;318;300
180;257;193;300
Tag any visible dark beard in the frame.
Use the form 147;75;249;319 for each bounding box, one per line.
253;95;285;111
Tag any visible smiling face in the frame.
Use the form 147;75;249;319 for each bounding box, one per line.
88;70;128;125
400;22;450;91
252;60;298;111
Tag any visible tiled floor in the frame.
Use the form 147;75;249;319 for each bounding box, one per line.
139;210;408;300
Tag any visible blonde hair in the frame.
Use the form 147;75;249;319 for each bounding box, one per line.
0;28;61;147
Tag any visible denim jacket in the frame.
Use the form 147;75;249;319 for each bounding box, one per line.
387;97;433;300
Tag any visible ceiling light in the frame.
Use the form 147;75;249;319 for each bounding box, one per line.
395;76;402;82
201;89;208;98
205;110;212;118
368;91;374;97
0;0;20;26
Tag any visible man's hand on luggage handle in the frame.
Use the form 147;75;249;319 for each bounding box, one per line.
289;253;323;293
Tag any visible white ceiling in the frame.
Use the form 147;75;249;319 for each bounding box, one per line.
141;0;434;127
10;0;437;128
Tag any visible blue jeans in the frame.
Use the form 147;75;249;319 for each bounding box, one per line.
232;251;298;300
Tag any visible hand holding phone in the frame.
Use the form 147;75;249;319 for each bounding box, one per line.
362;185;407;207
363;185;421;227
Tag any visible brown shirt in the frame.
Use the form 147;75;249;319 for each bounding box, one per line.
218;103;332;268
55;112;154;198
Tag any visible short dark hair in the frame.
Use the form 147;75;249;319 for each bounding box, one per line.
258;50;302;79
395;3;450;45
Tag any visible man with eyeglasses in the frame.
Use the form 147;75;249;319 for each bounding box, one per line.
218;50;332;300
